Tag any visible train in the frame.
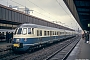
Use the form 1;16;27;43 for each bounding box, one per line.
12;23;77;52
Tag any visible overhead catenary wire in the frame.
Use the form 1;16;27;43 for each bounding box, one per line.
10;0;67;24
27;0;51;14
27;0;68;25
27;0;60;21
9;0;70;28
55;0;76;22
10;0;25;7
56;0;79;29
32;0;68;27
10;0;57;21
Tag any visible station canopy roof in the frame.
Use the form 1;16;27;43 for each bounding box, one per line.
74;0;90;31
63;0;90;31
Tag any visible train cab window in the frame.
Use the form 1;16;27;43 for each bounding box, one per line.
28;28;31;34
14;28;18;34
17;28;22;34
22;28;27;35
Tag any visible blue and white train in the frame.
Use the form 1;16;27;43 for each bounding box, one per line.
12;23;76;52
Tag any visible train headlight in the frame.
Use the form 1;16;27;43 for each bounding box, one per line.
16;39;20;42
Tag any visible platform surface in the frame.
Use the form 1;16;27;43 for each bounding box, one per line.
0;41;12;49
67;38;90;60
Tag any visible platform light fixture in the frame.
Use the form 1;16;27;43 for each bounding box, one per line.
88;24;90;27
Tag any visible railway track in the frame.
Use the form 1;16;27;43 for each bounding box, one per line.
0;35;81;60
0;45;12;59
44;36;81;60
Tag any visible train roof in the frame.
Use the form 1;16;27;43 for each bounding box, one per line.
18;23;74;31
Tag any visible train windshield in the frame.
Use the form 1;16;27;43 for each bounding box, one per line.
17;28;22;34
28;28;31;34
14;28;18;34
17;28;27;35
16;28;32;34
22;28;27;35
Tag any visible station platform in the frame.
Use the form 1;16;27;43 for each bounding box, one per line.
0;41;12;51
67;38;90;60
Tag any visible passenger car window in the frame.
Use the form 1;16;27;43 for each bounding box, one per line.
40;30;42;36
44;31;46;36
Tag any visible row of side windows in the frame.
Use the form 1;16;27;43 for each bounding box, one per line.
44;31;65;36
37;30;71;36
37;30;42;36
36;30;70;36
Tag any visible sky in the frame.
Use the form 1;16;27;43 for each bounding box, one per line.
0;0;82;30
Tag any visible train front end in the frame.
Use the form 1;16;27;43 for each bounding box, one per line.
12;27;33;52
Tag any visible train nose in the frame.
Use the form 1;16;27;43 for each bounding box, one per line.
13;38;27;43
12;39;19;43
13;43;23;48
16;39;20;42
13;38;22;43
